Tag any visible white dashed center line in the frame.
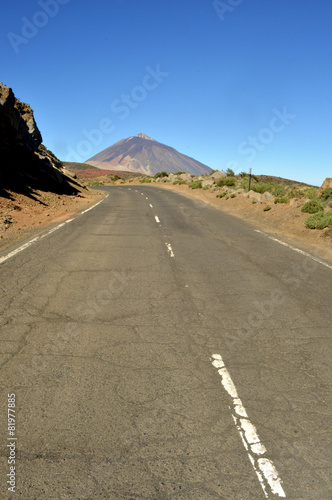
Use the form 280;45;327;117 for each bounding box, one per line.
165;243;175;258
149;204;153;208
211;354;286;498
155;216;160;224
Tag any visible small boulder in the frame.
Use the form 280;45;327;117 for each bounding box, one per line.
261;191;275;203
179;173;192;181
211;170;226;180
247;190;261;200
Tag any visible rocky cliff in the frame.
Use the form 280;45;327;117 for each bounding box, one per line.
318;178;332;194
0;83;79;197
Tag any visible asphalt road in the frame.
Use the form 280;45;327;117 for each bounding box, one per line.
0;185;331;499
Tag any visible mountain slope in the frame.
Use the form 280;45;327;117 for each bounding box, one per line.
86;133;211;176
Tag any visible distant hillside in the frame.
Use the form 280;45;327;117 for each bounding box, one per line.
86;133;212;176
63;162;141;180
63;162;99;171
256;175;316;188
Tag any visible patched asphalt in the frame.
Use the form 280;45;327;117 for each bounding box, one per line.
0;185;331;499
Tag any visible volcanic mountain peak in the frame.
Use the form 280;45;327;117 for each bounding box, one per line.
86;133;211;176
135;132;154;140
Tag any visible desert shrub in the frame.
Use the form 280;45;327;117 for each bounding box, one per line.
203;184;212;190
305;210;332;229
264;206;272;211
252;182;274;194
287;188;304;199
274;197;289;204
303;187;318;199
238;177;251;190
224;177;236;186
154;171;168;178
173;180;186;185
88;180;103;186
216;192;227;198
238;171;247;178
272;184;287;196
174;171;185;175
189;180;202;189
230;193;236;198
252;200;257;204
301;199;324;213
140;178;152;183
319;187;332;201
224;168;235;176
215;177;236;187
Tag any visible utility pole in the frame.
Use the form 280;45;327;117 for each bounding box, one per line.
249;168;252;191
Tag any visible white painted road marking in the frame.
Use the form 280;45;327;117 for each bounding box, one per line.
211;354;286;498
155;216;160;224
149;204;153;208
0;196;108;265
254;230;332;270
0;218;73;265
146;197;149;200
165;243;175;258
81;196;107;214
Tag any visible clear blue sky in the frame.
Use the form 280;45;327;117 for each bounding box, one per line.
1;0;331;186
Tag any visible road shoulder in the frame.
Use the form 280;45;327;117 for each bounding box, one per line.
146;182;332;265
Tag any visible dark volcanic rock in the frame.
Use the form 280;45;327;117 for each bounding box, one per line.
0;83;80;197
0;85;42;153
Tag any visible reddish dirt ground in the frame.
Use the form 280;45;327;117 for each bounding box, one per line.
0;187;105;252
